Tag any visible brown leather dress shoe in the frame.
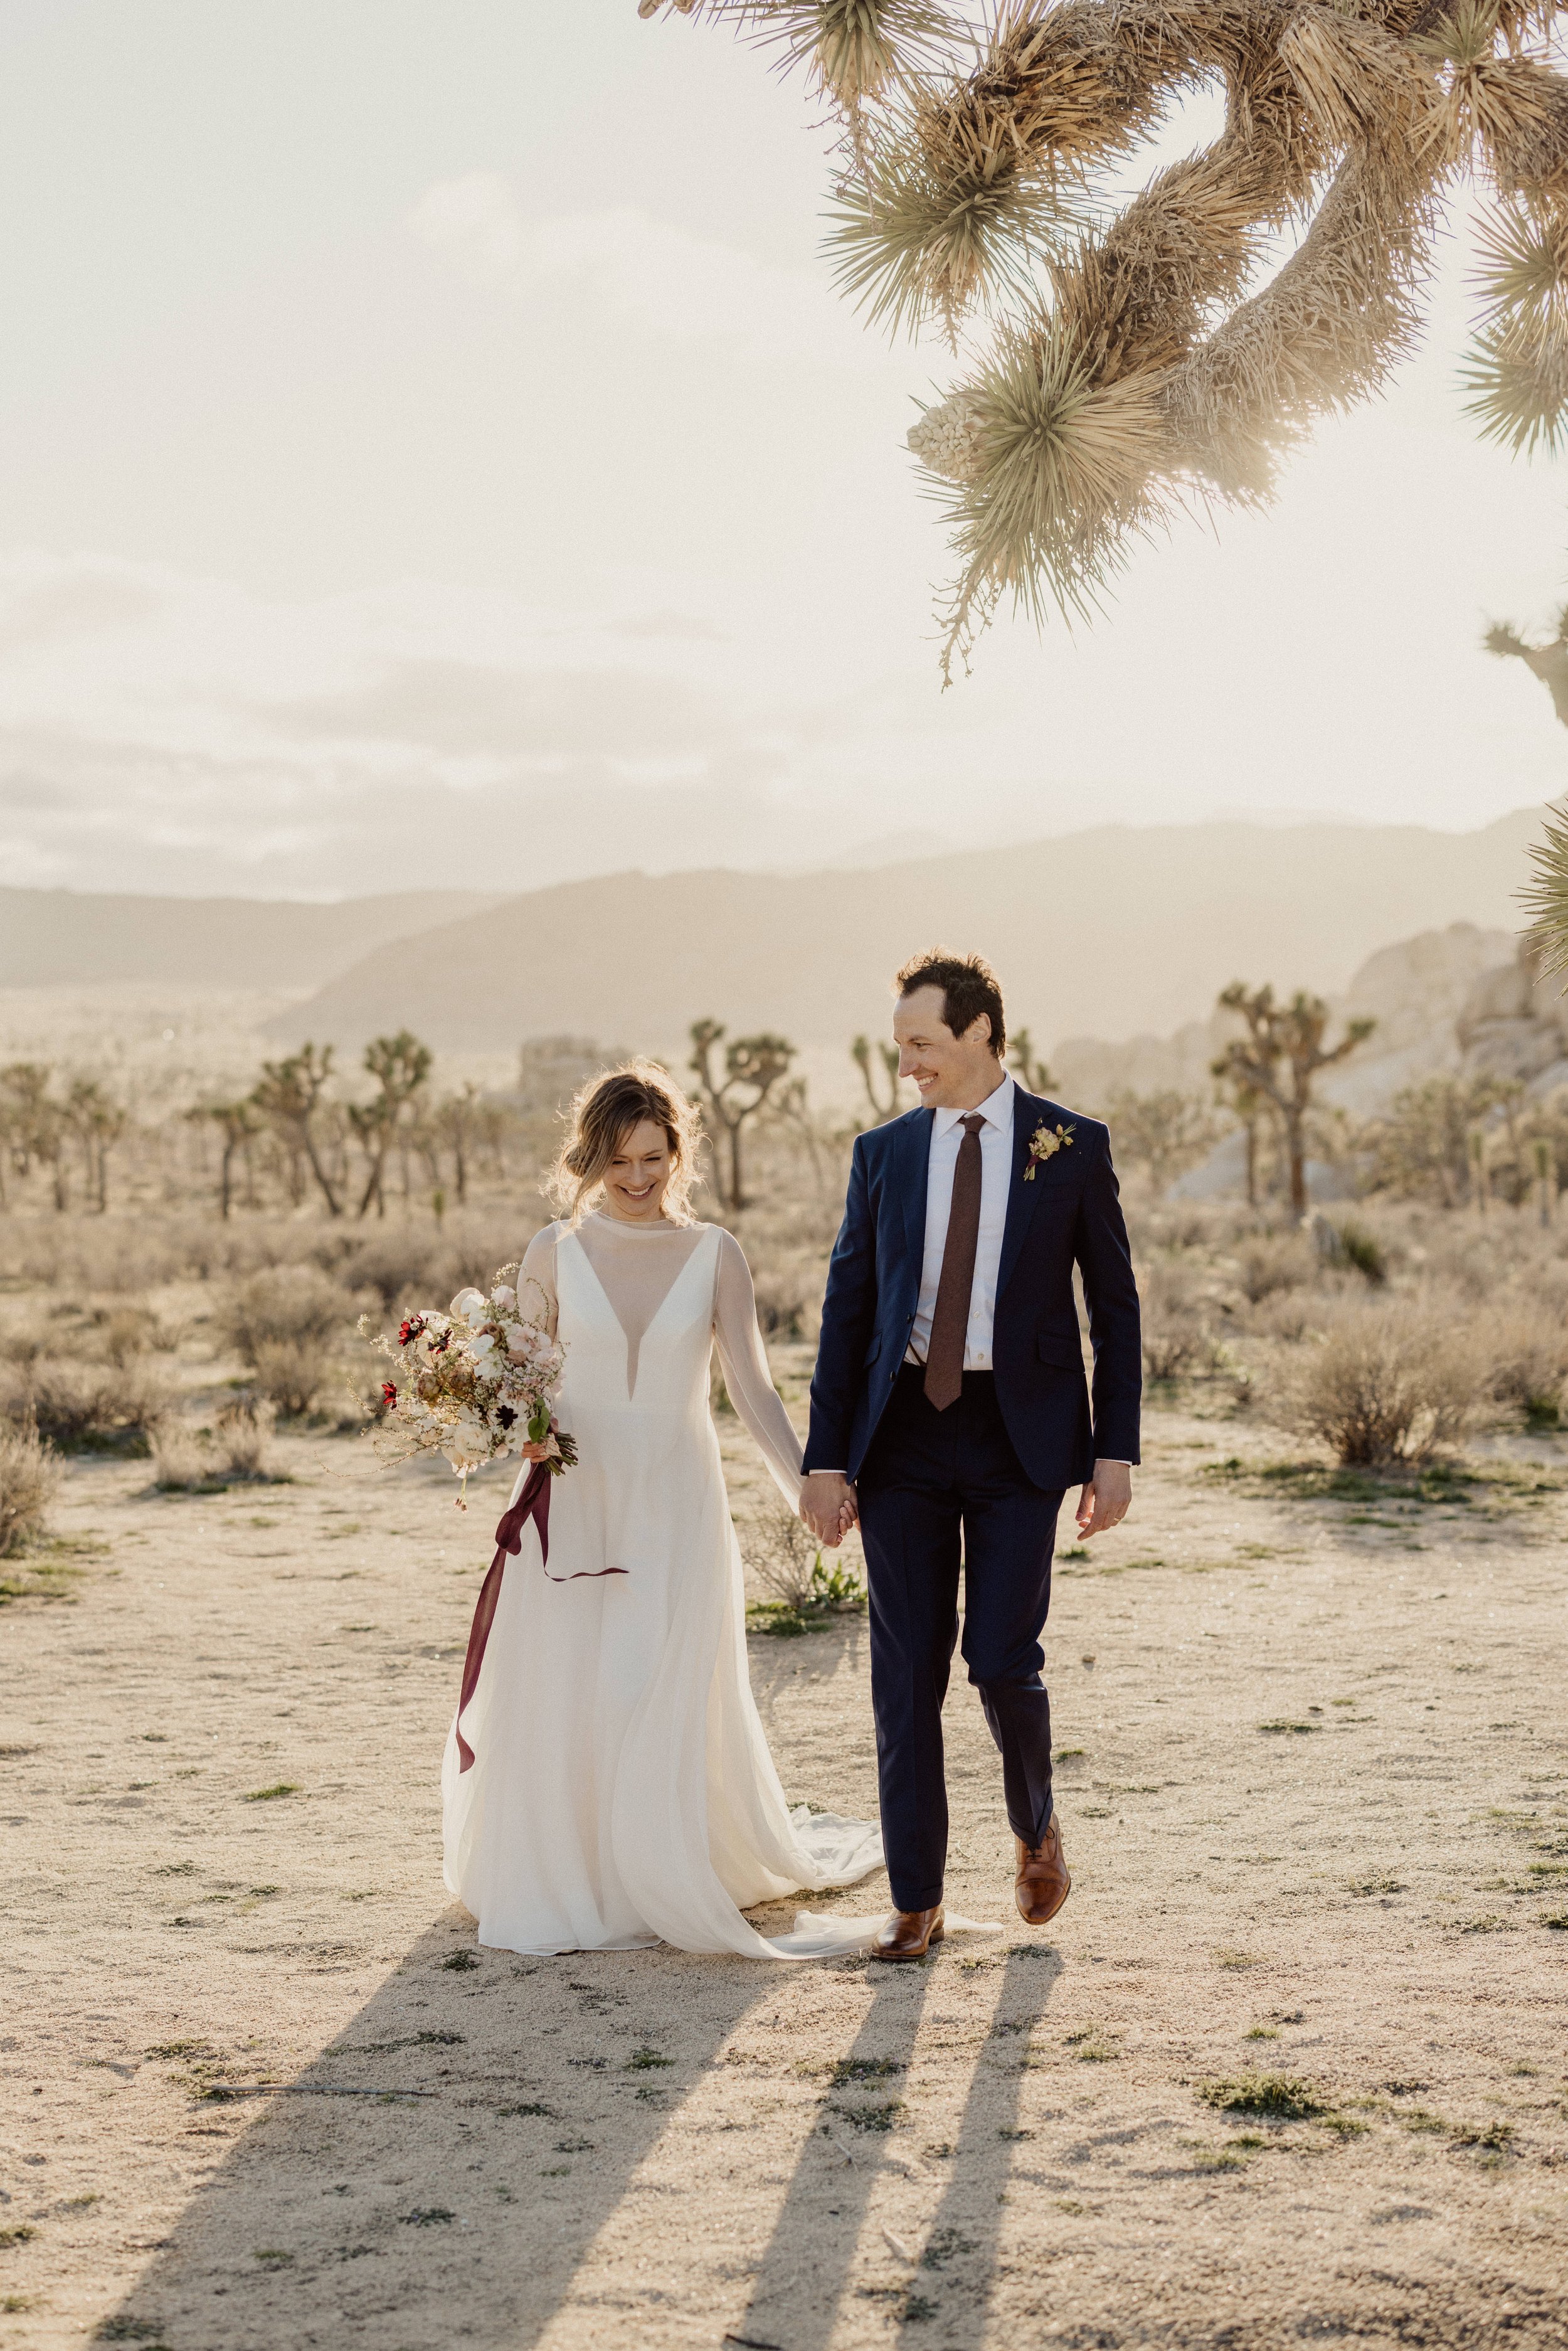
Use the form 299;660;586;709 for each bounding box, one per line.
1015;1816;1070;1926
872;1906;945;1960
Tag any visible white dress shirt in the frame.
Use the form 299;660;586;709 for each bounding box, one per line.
808;1066;1129;1474
908;1070;1015;1371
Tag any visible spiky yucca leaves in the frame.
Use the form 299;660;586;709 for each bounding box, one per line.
829;95;1093;336
828;1;1170;337
648;0;1568;664
639;0;962;119
914;314;1172;674
1462;198;1568;450
828;0;1335;339
1520;797;1568;980
1281;8;1439;152
744;0;965;122
1163;137;1438;497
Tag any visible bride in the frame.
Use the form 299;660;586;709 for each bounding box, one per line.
442;1061;885;1958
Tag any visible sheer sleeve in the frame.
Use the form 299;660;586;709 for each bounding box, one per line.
516;1221;560;1339
712;1229;804;1512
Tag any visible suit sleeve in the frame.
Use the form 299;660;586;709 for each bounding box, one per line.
803;1133;878;1475
1073;1127;1142;1466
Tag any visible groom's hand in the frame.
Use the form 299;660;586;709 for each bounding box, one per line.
800;1471;852;1548
1076;1460;1131;1539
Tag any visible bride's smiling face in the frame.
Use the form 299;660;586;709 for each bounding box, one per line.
602;1118;674;1221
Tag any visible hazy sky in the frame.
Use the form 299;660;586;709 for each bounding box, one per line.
1;1;1565;899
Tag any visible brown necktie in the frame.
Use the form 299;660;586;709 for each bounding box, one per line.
924;1113;985;1411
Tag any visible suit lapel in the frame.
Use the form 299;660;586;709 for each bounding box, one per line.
897;1107;934;1271
997;1086;1047;1302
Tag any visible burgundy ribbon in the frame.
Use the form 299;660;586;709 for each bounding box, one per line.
453;1461;625;1773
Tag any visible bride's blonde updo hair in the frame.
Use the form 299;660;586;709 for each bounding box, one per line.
548;1061;704;1226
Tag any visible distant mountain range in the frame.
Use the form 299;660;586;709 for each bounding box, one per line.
265;810;1544;1056
1;808;1542;1057
0;888;498;990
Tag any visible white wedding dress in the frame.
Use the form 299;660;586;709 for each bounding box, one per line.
441;1212;886;1958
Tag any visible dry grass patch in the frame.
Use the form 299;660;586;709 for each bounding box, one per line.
1;1355;173;1453
217;1266;357;1417
0;1417;60;1556
1279;1302;1485;1465
151;1395;280;1492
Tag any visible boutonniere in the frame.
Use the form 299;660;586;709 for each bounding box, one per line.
1024;1120;1075;1179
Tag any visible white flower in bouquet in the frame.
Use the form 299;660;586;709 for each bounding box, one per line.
359;1262;578;1507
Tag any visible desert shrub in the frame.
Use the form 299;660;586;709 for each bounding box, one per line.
327;1214;539;1313
0;1418;60;1555
1332;1218;1388;1286
1;1356;174;1453
329;1228;449;1312
94;1302;180;1364
751;1258;817;1340
1280;1303;1483;1465
218;1265;353;1361
742;1505;865;1633
1249;1287;1323;1345
744;1506;821;1610
152;1394;278;1489
1483;1307;1568;1430
1138;1256;1215;1382
216;1266;357;1418
1234;1234;1314;1305
246;1339;337;1419
149;1421;212;1490
214;1393;277;1476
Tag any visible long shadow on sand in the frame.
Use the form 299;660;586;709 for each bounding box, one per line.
102;1911;769;2351
103;1921;1062;2351
739;1944;1062;2350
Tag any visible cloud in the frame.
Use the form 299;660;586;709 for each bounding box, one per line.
407;178;882;368
267;657;741;767
0;552;834;895
0;561;170;653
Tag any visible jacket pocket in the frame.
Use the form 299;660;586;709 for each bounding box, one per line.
1036;1333;1083;1369
863;1332;883;1366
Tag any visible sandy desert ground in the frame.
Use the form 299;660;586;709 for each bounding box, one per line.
3;1379;1567;2350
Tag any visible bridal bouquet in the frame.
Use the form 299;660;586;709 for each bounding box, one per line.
361;1271;577;1505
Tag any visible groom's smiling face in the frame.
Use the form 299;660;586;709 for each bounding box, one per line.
894;985;1002;1112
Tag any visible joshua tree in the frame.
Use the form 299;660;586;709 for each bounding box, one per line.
643;2;1568;679
1213;984;1375;1218
65;1078;125;1213
1364;1073;1510;1207
1104;1087;1221;1196
351;1031;433;1218
1007;1027;1053;1093
1485;609;1568;728
689;1019;797;1211
1210;1064;1274;1207
432;1081;484;1206
0;1063;62;1208
252;1044;344;1218
1521;798;1568;985
851;1033;903;1124
189;1099;262;1220
1482;621;1568;979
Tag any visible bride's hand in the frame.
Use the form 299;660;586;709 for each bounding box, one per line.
519;1440;552;1461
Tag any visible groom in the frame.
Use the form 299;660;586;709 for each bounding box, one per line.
800;950;1142;1958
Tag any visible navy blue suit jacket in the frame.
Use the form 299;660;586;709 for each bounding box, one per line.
803;1088;1142;1491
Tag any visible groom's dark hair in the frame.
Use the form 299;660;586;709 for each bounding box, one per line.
894;948;1006;1057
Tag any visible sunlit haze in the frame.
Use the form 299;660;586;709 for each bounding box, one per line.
0;2;1564;898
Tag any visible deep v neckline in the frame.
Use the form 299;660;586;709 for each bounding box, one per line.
564;1223;714;1401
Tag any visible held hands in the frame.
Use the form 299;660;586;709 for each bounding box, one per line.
799;1470;858;1549
1076;1459;1132;1539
